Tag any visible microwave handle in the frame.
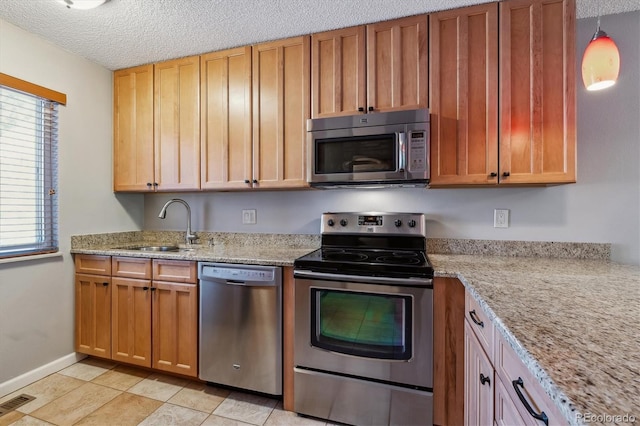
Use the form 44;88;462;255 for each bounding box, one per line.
398;132;407;172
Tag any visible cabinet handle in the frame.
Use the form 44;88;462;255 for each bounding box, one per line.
480;373;491;386
146;182;152;188
143;286;149;290
150;287;156;292
502;172;510;177
512;377;549;426
490;172;498;177
102;282;109;286
252;179;258;184
358;107;365;112
469;309;485;328
244;179;250;184
368;106;374;112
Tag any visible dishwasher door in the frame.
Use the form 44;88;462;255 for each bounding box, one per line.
198;262;282;396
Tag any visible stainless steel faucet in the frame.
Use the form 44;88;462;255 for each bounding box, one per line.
158;199;197;245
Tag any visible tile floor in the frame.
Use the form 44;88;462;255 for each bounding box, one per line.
0;358;331;426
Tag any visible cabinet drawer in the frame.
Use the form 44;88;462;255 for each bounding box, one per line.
112;257;152;279
494;332;567;426
153;259;197;283
75;254;111;275
465;292;494;358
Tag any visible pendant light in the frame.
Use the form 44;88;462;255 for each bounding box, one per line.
581;16;620;91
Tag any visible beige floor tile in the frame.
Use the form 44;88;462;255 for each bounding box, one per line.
3;416;53;425
201;414;254;426
91;364;150;391
0;373;85;414
264;402;327;426
29;382;120;426
212;391;278;425
168;381;230;413
127;373;188;402
0;410;25;426
57;360;113;382
137;403;209;426
74;392;163;426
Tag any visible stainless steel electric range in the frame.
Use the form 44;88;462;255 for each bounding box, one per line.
293;212;434;426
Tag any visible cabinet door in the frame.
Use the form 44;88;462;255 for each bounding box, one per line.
499;0;576;184
152;281;198;377
464;320;494;426
252;36;310;189
113;65;154;191
495;376;529;426
429;4;499;186
367;15;428;113
154;56;201;191
75;274;111;358
201;47;253;190
311;26;366;118
111;277;152;367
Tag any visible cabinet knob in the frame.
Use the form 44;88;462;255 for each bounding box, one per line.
143;286;149;291
358;107;365;112
150;287;156;292
102;282;109;286
252;179;258;184
502;172;510;177
146;182;152;187
153;182;158;187
490;172;498;178
480;373;491;386
244;179;250;184
368;106;374;112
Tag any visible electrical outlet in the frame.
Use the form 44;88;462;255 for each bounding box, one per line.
494;209;509;228
242;209;257;225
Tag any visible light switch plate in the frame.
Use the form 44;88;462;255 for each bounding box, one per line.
242;209;257;225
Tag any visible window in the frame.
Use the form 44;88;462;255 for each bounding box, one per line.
0;74;65;259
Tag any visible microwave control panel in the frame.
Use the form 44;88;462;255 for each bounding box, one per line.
407;131;427;172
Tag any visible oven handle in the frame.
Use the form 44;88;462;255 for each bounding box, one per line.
293;269;432;287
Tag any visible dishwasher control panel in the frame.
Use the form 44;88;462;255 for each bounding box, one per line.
199;263;277;282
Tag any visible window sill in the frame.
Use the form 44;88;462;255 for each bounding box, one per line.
0;252;63;265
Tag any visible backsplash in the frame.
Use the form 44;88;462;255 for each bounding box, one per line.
71;232;610;260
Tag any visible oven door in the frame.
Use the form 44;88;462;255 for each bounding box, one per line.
294;273;433;389
308;124;408;185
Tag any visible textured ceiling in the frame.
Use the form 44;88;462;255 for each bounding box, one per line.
0;0;639;71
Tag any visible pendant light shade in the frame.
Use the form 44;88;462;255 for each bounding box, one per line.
581;19;620;91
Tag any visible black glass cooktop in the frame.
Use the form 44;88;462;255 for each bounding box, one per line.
294;247;434;279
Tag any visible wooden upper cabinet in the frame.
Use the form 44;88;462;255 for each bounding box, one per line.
430;0;576;187
311;26;366;118
367;15;428;113
201;47;253;190
113;65;154;191
312;15;427;118
154;56;201;191
429;4;499;186
253;36;310;189
499;0;576;185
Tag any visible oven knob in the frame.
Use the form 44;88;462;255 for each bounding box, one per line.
408;219;417;228
394;219;402;227
327;219;335;227
340;219;348;227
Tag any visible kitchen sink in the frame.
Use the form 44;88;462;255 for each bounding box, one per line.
126;245;180;252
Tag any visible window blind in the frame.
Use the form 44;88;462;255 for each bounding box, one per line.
0;85;59;258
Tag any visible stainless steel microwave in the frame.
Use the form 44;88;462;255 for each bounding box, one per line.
307;109;430;188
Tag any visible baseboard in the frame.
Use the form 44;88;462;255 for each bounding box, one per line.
0;352;86;398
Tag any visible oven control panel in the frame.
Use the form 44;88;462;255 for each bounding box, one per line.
321;212;426;236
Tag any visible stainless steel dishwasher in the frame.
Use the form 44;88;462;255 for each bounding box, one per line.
198;262;282;396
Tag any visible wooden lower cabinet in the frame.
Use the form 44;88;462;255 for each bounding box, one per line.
74;255;198;378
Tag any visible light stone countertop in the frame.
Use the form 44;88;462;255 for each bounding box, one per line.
431;254;640;426
71;232;638;425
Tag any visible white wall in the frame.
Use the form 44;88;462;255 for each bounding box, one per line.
0;19;143;389
145;11;640;266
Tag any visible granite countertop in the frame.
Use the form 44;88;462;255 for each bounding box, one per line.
431;254;640;426
71;231;639;425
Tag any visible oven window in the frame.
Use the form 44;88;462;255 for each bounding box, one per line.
315;134;397;174
311;289;412;360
